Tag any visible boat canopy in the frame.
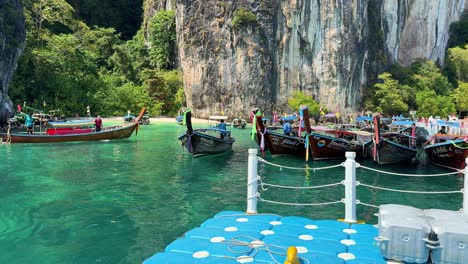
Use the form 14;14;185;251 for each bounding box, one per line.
311;125;334;131
391;120;414;126
356;116;391;122
437;120;460;127
48;120;94;127
392;116;411;120
209;116;228;120
280;115;297;121
356;116;372;122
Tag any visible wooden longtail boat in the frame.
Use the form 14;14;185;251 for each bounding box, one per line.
308;128;371;160
253;107;310;158
178;109;235;157
369;116;418;164
0;108;145;144
424;134;468;171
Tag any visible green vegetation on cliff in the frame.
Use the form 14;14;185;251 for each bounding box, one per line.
10;1;182;117
232;8;257;28
65;0;143;40
7;1;468;119
365;13;468;118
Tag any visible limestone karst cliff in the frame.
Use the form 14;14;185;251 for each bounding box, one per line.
0;0;25;123
145;0;466;119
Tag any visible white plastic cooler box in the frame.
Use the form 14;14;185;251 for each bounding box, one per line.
424;209;468;264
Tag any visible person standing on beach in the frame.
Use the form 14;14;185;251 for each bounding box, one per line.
94;115;102;132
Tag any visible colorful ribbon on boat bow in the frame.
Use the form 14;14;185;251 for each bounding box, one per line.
251;109;262;140
298;108;304;136
258;128;267;157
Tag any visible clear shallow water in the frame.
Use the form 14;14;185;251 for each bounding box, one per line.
0;122;463;263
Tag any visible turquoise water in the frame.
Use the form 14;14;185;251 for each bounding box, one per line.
0;122;463;263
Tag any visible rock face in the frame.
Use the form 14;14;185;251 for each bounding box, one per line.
0;0;25;123
382;0;465;66
153;0;466;118
1;1;465;121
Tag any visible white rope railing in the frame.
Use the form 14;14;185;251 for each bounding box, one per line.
258;194;343;207
360;165;461;177
246;149;468;222
359;183;463;194
358;201;380;209
257;175;343;190
258;157;343;171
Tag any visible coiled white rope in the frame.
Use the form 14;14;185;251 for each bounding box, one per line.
360;165;461;177
216;235;310;264
258;157;343;171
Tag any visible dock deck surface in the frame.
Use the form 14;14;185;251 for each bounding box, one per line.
143;211;388;264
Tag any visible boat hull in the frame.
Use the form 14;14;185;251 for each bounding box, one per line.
368;140;418;165
424;140;468;170
179;131;234;157
309;133;364;160
253;107;309;157
256;130;306;156
0;123;138;143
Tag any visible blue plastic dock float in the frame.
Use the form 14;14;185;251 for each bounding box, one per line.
143;211;387;264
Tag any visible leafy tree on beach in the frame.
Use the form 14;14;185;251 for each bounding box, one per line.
370;72;409;115
445;45;468;84
287;90;321;114
415;89;456;117
452;82;468;114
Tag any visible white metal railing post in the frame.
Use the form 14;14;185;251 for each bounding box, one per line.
464;158;468;216
344;152;357;223
247;148;258;214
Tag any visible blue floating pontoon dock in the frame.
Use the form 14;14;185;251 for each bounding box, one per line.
144;149;468;263
143;211;384;264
